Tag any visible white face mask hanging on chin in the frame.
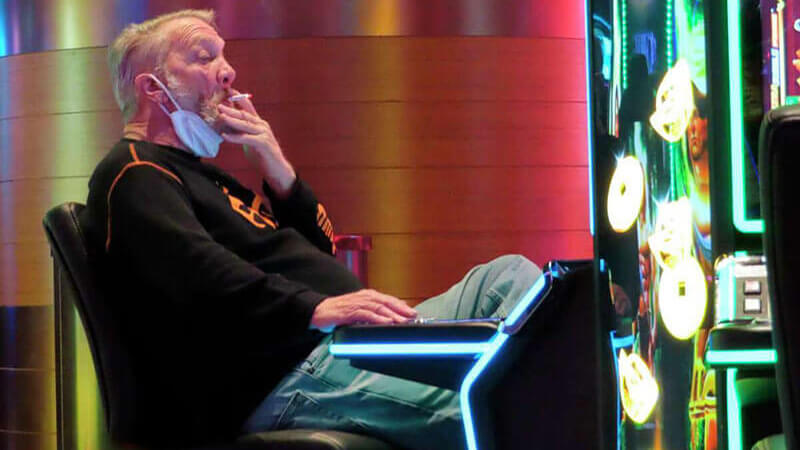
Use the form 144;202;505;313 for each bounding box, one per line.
146;74;223;158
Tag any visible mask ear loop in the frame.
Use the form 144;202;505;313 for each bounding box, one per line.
145;74;182;115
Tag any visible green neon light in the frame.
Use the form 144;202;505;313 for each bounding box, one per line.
706;349;778;365
727;369;743;450
727;0;765;234
666;0;674;65
621;0;628;89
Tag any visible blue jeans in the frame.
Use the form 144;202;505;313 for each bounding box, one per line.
242;255;542;449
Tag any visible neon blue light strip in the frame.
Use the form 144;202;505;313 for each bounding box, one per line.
461;332;509;450
728;0;765;234
0;0;7;57
706;349;778;365
330;270;550;450
329;342;488;356
585;0;596;236
611;332;635;349
503;274;548;328
460;273;549;450
727;369;742;450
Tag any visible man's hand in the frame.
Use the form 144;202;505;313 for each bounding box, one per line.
217;98;296;198
310;289;418;332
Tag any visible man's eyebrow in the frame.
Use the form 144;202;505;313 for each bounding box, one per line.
186;35;224;50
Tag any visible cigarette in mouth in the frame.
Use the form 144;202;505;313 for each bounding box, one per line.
228;93;252;102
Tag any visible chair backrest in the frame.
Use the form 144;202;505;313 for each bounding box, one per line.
43;202;146;444
760;105;800;449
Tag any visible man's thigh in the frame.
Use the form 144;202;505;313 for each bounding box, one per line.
415;254;542;320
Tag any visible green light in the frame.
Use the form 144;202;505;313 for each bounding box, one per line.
666;0;674;65
727;369;743;450
621;0;628;89
706;349;778;365
728;0;765;234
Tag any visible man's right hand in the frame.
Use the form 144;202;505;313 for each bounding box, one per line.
310;289;418;332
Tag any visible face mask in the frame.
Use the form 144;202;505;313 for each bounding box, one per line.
146;74;223;158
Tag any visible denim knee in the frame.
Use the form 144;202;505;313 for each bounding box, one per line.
487;254;540;276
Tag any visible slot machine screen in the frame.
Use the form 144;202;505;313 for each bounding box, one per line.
587;0;716;448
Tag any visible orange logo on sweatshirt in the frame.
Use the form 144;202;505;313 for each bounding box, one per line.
222;187;277;229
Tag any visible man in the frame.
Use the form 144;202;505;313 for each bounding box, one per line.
85;9;541;449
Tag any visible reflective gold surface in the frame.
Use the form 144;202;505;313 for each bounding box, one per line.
0;0;585;57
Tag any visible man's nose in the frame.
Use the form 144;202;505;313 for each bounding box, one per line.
218;59;236;88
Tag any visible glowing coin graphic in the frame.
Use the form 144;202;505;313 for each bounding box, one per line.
618;349;659;424
650;59;695;143
607;156;645;233
659;257;708;340
647;197;693;271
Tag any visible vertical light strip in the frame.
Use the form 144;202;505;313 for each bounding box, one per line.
666;0;674;65
0;0;7;57
727;369;743;450
728;0;765;233
715;257;736;322
460;333;509;450
621;0;628;89
460;270;550;449
585;0;596;235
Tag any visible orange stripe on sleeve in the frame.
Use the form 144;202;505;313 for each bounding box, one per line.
128;143;140;162
105;161;183;252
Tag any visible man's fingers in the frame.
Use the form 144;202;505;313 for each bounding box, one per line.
218;111;262;134
238;94;258;115
219;103;258;123
221;132;262;148
371;303;411;323
351;310;393;325
369;292;417;318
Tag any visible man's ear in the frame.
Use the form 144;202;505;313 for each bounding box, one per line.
134;73;166;107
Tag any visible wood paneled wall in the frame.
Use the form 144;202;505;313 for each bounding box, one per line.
1;37;591;306
0;35;590;447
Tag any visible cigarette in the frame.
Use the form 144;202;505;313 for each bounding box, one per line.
228;93;252;102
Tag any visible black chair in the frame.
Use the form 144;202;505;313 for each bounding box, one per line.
44;202;392;450
760;105;800;450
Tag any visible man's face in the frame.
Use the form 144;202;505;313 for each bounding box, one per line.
159;18;237;130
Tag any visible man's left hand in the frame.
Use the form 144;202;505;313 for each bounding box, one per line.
217;99;296;198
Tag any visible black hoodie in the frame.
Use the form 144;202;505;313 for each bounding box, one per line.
82;138;362;444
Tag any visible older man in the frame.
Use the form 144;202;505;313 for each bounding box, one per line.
84;9;541;449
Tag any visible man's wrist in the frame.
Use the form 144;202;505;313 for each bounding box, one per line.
262;158;297;200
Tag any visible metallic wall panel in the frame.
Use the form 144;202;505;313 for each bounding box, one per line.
368;231;592;302
0;306;53;368
0;178;89;244
0;431;57;450
0;368;55;432
0;100;588;180
0;0;585;58
0;37;585;120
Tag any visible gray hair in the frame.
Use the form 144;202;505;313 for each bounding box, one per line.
108;9;217;123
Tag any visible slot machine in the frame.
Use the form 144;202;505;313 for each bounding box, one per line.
587;1;787;448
